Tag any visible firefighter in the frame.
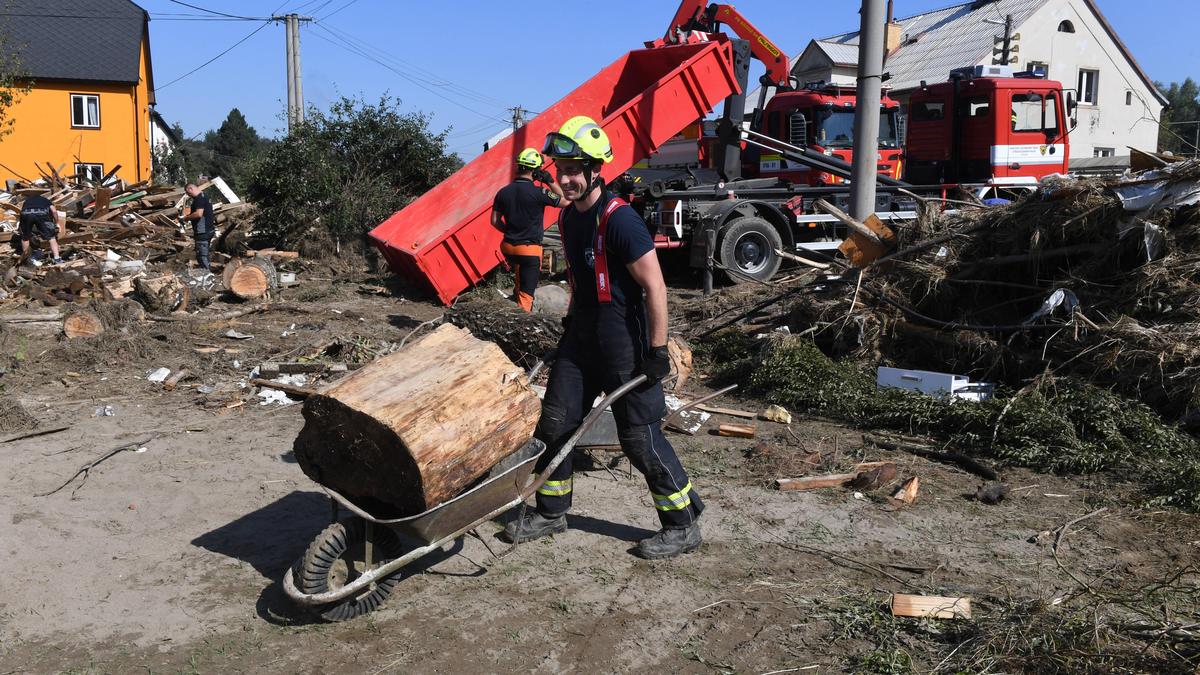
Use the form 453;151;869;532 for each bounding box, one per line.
491;148;564;312
502;116;703;559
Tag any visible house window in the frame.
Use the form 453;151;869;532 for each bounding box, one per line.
1077;69;1099;105
1126;91;1133;105
1028;61;1050;77
71;94;100;128
1058;20;1075;33
75;163;104;182
1093;148;1115;158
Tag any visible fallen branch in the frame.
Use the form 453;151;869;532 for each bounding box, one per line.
863;433;999;481
662;384;738;433
1;425;70;443
250;377;318;399
36;436;155;497
1053;507;1108;555
145;302;311;323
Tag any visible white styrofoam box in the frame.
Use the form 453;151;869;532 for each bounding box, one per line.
877;367;993;402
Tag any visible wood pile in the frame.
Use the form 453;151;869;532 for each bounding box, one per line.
0;175;252;310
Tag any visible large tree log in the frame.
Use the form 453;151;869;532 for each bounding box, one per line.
293;324;542;517
226;257;277;300
134;274;186;313
62;309;104;338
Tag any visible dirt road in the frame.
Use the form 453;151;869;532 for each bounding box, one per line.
1;283;1196;673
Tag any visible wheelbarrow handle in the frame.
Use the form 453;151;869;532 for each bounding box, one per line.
521;373;648;501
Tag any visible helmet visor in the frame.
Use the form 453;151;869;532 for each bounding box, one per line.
542;132;584;159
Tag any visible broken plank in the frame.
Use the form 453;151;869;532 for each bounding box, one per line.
891;594;971;620
696;404;756;419
716;423;756;438
775;473;857;491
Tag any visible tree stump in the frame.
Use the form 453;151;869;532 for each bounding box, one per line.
226;257;278;300
62;309;104;338
293;324;542;517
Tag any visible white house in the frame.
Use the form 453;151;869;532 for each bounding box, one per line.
756;0;1166;166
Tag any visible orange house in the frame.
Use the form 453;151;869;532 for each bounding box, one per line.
0;0;155;185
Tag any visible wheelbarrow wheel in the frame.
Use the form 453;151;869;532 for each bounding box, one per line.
298;518;405;621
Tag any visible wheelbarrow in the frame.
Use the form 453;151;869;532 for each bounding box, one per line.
282;371;648;621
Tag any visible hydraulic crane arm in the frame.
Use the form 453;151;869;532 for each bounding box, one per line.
660;1;791;88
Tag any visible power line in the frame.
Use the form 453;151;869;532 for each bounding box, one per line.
318;0;362;21
307;24;509;124
156;20;271;91
163;0;265;21
315;21;510;109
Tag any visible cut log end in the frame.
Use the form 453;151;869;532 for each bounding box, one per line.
227;258;278;300
63;309;105;338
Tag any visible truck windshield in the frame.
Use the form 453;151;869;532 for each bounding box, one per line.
815;108;900;149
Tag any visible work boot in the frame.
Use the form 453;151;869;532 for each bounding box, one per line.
502;510;567;543
50;257;65;265
637;521;702;560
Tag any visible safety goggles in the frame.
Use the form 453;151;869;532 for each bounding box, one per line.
542;132;585;159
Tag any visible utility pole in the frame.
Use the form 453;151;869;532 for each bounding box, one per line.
272;14;312;130
1001;14;1013;65
849;0;886;220
508;106;528;132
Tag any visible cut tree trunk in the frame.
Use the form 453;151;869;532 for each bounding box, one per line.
134;274;186;314
62;309;104;338
292;324;542;517
226;257;277;300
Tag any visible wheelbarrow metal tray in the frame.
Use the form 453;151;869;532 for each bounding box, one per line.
321;439;546;543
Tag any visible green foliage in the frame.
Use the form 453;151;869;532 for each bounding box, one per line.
245;96;461;249
1157;78;1200;155
698;331;1200;508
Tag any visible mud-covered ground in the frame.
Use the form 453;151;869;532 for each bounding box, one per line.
1;274;1197;674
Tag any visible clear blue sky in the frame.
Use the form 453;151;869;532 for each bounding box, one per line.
142;0;1198;156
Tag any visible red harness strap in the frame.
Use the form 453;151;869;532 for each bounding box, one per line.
593;197;627;303
560;197;628;304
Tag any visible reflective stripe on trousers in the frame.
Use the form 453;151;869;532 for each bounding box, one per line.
537;477;572;497
652;482;693;512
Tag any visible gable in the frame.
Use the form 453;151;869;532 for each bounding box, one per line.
0;0;148;85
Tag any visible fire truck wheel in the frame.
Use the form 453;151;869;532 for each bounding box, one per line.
718;216;782;283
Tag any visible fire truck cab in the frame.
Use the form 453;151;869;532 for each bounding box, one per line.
905;65;1073;185
753;82;904;186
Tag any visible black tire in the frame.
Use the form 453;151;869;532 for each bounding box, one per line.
718;216;783;283
298;518;405;622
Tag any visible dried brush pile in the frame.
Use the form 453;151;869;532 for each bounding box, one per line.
790;160;1200;422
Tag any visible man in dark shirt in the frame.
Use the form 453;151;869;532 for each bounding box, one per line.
491;148;563;312
18;194;64;265
182;183;215;271
502;116;703;559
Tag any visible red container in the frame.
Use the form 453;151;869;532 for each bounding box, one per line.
368;40;739;305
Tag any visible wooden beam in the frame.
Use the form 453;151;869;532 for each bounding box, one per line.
891;594;971;619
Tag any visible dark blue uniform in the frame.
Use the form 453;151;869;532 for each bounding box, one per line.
18;195;56;242
534;192;703;528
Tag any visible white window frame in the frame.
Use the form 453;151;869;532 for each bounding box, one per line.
70;93;101;128
1093;147;1115;158
75;163;104;182
1077;69;1099;106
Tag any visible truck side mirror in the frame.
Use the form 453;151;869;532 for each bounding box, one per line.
789;112;808;147
1066;91;1078;129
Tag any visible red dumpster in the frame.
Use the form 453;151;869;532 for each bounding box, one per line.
368;39;739;305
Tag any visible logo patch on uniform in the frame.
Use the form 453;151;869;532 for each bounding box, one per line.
584;247;595;268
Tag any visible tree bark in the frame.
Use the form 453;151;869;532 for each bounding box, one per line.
292;324;542;517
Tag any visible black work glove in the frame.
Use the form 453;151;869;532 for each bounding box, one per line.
641;345;671;384
532;168;553;184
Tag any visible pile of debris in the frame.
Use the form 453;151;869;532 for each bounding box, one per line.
785;159;1200;423
0;175;253;310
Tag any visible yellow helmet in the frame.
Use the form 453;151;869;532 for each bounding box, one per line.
542;115;613;164
516;147;543;169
